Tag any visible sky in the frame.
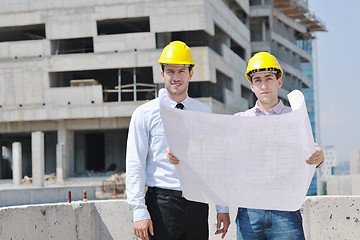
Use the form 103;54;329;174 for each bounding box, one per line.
309;0;360;163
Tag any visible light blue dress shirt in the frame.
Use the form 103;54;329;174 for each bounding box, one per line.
126;91;229;222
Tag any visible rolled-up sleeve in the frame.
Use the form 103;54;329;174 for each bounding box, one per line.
126;108;151;222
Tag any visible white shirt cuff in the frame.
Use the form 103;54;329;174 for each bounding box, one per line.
216;205;229;213
133;207;151;222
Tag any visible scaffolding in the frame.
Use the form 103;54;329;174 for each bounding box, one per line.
274;0;327;33
103;68;157;102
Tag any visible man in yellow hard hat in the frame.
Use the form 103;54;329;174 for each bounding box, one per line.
126;41;230;240
234;52;324;239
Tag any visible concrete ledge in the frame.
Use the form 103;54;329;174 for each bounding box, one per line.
0;186;96;208
94;33;156;53
0;39;50;59
44;85;103;106
1;197;359;239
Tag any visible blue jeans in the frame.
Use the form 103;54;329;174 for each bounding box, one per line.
236;208;305;240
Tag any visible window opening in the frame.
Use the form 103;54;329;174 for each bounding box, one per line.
51;37;94;55
0;24;46;42
49;67;155;102
97;17;150;35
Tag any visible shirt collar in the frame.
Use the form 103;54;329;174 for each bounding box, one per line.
169;96;189;109
254;100;285;115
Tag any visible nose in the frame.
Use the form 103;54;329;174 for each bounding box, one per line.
261;81;268;89
173;72;181;81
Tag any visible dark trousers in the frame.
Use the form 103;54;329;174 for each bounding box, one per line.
145;188;209;240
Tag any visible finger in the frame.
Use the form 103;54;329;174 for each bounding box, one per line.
307;158;321;165
139;231;144;240
166;146;171;154
149;221;154;236
168;156;180;165
224;222;230;231
170;156;177;161
309;153;318;161
216;218;221;230
167;150;177;159
135;230;141;239
138;230;146;240
215;229;224;235
222;225;229;239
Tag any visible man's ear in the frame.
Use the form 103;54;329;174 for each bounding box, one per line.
189;69;194;80
161;70;165;79
277;77;283;88
250;83;255;93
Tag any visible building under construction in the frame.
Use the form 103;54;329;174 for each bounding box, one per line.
0;0;325;190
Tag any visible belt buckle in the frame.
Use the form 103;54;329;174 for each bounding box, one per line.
181;192;184;198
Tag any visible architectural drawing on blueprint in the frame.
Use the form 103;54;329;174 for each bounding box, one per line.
159;88;316;211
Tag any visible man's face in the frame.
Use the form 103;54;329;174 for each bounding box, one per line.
161;65;193;101
250;72;282;107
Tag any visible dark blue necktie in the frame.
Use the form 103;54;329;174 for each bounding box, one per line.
175;103;184;110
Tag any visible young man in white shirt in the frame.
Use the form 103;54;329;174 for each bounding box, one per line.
126;41;230;240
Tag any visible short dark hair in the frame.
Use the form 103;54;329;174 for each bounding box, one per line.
250;72;281;83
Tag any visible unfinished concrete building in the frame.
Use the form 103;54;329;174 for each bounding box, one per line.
0;0;325;191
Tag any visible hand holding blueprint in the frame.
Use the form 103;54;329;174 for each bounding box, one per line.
159;89;316;211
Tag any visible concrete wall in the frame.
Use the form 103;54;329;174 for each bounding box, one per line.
1;197;359;240
302;196;360;240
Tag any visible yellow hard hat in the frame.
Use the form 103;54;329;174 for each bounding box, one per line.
158;41;195;66
245;52;283;82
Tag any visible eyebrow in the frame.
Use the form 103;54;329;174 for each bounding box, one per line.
254;74;274;79
265;74;274;78
165;67;187;71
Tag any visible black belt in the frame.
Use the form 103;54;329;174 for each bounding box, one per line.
148;186;184;198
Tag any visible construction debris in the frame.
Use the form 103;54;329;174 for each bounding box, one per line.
105;172;126;183
21;173;57;184
101;172;126;196
22;176;32;184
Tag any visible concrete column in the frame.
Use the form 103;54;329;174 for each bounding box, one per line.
32;131;45;187
262;20;266;41
56;143;64;183
57;121;75;180
0;144;2;179
12;142;22;185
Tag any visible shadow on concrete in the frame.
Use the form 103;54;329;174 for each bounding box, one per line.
93;204;114;240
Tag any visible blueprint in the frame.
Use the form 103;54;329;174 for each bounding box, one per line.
159;88;316;211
